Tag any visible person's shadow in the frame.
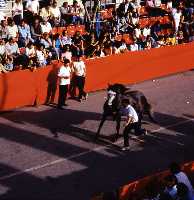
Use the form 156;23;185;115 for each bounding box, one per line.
45;62;59;105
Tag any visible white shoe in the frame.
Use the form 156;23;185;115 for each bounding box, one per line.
121;146;130;151
84;93;88;100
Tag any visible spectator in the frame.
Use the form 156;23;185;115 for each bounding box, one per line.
70;1;84;25
0;19;8;40
60;2;71;25
52;33;62;60
169;162;194;196
40;4;51;19
172;8;182;33
72;31;85;56
4;56;14;72
0;38;6;57
18;19;34;47
35;44;47;67
164;175;178;199
0;61;7;73
57;58;71;108
7;18;18;39
25;41;36;63
25;0;39;15
5;37;19;57
61;45;72;62
40;17;52;34
117;0;134;18
49;1;61;27
72;55;88;102
31;18;42;43
130;39;138;51
40;32;52;50
12;0;23;25
61;30;72;47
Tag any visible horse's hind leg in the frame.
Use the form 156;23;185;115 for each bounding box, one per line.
96;115;107;139
115;115;121;140
148;108;157;123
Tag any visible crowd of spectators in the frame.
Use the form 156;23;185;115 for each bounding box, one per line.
0;0;193;73
101;162;194;200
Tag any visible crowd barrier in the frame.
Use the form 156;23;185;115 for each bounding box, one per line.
91;161;194;200
0;42;194;111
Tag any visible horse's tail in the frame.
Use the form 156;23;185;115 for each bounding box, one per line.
140;96;156;123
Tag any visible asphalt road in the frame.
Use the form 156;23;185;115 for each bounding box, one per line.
0;70;194;200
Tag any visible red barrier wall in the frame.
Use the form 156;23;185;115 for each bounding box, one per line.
0;42;194;111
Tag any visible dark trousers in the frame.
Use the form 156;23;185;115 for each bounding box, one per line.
58;85;68;108
75;75;86;100
123;122;143;147
69;75;76;98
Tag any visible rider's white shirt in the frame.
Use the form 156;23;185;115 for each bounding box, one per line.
120;105;139;123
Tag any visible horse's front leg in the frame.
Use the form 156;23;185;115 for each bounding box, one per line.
95;114;107;139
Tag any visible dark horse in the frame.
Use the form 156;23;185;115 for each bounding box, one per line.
96;83;156;139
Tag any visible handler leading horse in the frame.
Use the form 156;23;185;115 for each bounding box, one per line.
96;83;156;140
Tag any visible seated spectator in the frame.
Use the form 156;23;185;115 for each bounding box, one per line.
7;18;18;39
166;34;177;45
151;21;162;41
52;33;62;60
93;44;105;57
164;175;178;199
0;19;8;40
35;44;47;67
71;31;85;56
40;4;51;19
69;1;85;25
0;38;5;55
4;56;14;72
18;19;34;47
25;0;39;24
12;0;23;25
49;1;61;27
130;39;138;51
5;37;19;57
31;18;42;43
115;39;128;53
117;0;134;18
25;41;36;62
85;32;98;58
169;162;194;196
40;17;52;34
0;62;7;73
61;30;72;47
61;45;72;62
176;183;194;200
60;2;71;25
142;25;151;38
40;32;52;49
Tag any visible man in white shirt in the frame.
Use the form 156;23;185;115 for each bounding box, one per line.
57;58;71;109
25;0;39;14
120;98;145;150
73;55;88;102
40;17;52;34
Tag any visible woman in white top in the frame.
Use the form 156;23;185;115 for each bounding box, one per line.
12;0;23;25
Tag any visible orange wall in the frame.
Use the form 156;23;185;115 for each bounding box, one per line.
0;42;194;111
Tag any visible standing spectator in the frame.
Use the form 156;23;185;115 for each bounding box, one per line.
61;45;72;62
7;19;18;39
57;58;71;109
12;0;23;25
35;44;47;67
173;8;182;33
73;55;88;102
